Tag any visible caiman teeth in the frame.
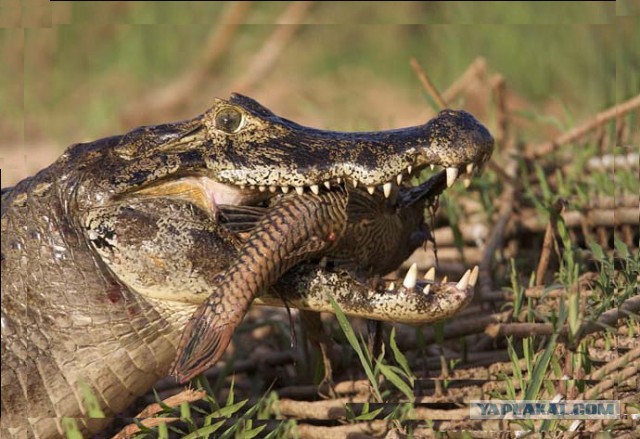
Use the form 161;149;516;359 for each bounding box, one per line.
269;185;277;193
281;186;290;194
295;186;304;195
310;184;320;195
446;167;459;188
466;163;475;174
424;267;435;281
259;185;266;192
463;177;472;188
324;181;331;190
367;186;376;195
387;282;395;291
423;284;431;295
396;174;403;185
430;164;435;171
407;165;413;175
456;269;471;290
352;179;358;188
383;182;393;198
403;263;418;289
441;275;448;283
336;177;342;184
469;265;479;288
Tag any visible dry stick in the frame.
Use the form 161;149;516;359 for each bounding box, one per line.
111;389;206;439
485;295;640;342
587;346;640;381
123;1;252;125
571;294;640;343
479;154;519;301
529;94;640;159
410;58;448;110
478;72;517;300
582;365;638;400
295;421;389;439
231;1;314;93
491;74;507;147
442;57;487;104
535;199;566;287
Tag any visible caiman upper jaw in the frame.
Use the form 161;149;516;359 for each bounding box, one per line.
202;96;494;197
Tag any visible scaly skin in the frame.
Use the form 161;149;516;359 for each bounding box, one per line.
1;94;493;438
172;189;350;382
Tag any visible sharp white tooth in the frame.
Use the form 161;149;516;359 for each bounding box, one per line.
367;186;375;195
281;186;290;194
352;179;358;188
396;174;403;185
387;282;395;291
463;177;472;188
469;265;479;288
446;167;459;187
295;186;304;195
466;163;475;174
258;186;266;192
336;177;342;184
402;263;418;289
310;184;320;195
430;164;435;171
424;267;435;281
383;182;392;198
318;257;328;268
456;269;471;290
423;284;431;295
240;185;246;190
441;275;448;283
250;185;256;190
407;165;413;175
269;185;277;193
324;181;331;190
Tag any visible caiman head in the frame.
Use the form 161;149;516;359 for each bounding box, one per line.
69;93;493;213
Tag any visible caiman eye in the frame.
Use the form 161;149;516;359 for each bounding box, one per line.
215;107;244;133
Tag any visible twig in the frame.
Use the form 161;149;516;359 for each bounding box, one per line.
491;74;507;148
111;389;206;439
295;421;389;438
442;57;487;104
582;365;638;400
122;2;252;125
571;295;640;343
529;94;640;159
479;152;520;300
398;310;513;349
535;199;566;286
485;296;640;342
410;58;447;110
231;1;314;93
587;346;640;381
485;322;555;338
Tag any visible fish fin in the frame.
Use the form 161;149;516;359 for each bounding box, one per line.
170;302;235;383
218;204;268;233
286;236;329;260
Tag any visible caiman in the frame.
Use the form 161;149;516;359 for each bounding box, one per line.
0;93;493;438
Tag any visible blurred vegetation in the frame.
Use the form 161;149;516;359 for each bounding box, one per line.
1;1;637;152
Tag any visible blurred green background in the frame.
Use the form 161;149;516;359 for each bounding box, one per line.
1;1;637;185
